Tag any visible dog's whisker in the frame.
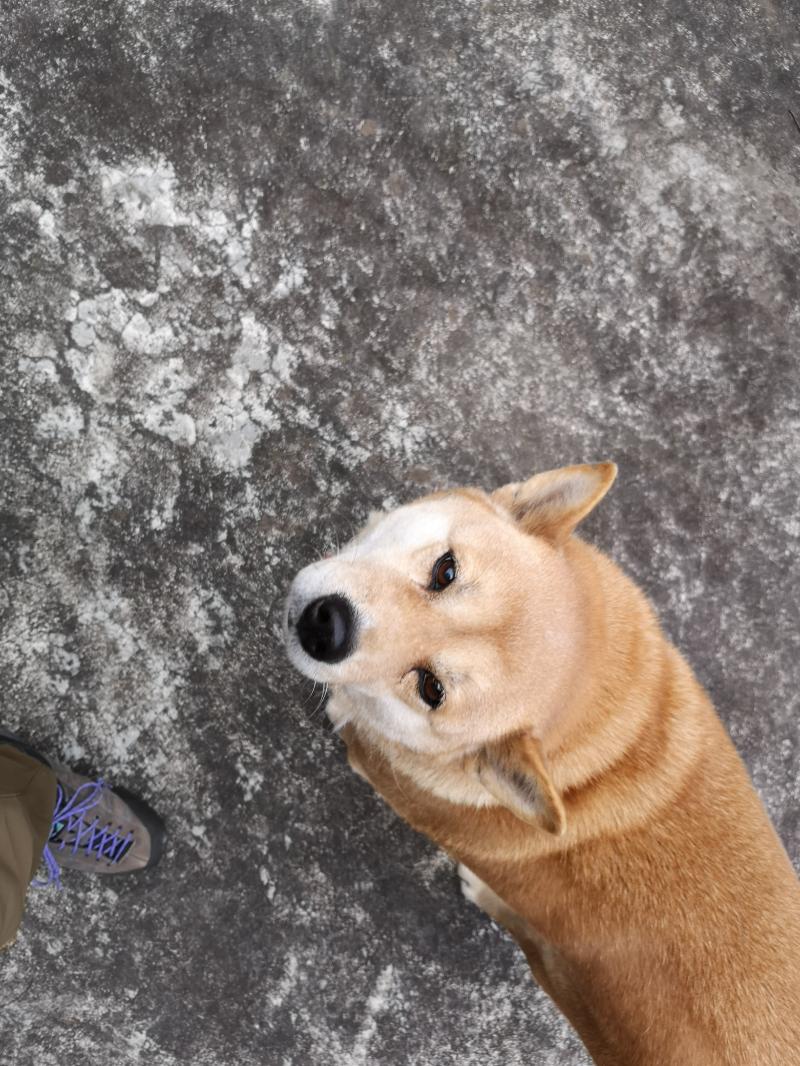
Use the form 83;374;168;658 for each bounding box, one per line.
301;680;319;709
311;682;329;720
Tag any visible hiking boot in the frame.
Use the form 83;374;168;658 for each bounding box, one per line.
0;728;165;885
40;764;165;883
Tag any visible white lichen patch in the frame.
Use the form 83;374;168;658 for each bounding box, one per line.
196;315;299;469
232;313;272;375
36;401;84;440
101;159;190;229
233;734;267;803
180;587;236;666
63;290;133;400
121;312;178;358
235;757;265;802
270;260;307;300
350;965;397;1066
136;356;197;446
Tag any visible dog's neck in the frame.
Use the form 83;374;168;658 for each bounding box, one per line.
540;539;710;833
543;538;679;790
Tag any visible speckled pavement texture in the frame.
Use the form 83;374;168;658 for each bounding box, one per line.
0;1;798;1063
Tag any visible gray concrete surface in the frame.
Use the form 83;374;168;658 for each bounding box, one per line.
1;1;798;1063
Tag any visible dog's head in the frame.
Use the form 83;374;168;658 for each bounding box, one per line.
285;462;616;832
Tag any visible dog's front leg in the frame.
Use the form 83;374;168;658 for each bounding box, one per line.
458;862;548;972
459;862;599;1053
459;863;519;925
345;737;370;783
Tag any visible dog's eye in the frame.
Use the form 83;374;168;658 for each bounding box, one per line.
417;669;445;709
430;551;457;591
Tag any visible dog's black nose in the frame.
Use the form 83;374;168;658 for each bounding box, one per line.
295;595;355;663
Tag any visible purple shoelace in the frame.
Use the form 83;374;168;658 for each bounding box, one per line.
34;779;134;888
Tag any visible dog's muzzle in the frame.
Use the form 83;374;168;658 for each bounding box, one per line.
295;594;356;664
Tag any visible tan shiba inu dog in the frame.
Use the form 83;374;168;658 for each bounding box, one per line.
284;463;800;1065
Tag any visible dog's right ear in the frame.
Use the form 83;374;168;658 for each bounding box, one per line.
492;462;616;545
474;733;566;835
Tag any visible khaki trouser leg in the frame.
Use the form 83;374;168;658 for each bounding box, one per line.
0;745;57;951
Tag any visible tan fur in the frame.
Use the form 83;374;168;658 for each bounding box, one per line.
287;463;800;1065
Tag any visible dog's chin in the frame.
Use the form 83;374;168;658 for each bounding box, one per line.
328;685;453;755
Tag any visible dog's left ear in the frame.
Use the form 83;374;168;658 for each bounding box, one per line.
474;733;566;835
492;462;617;546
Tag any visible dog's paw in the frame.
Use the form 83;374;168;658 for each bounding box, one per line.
458;863;487;908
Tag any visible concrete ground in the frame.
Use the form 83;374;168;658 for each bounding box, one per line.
1;1;798;1063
